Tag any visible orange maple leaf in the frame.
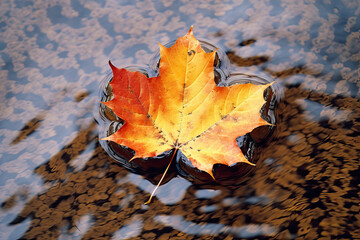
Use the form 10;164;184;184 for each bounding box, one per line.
102;26;271;183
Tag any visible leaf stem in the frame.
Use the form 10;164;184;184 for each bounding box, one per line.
144;148;178;204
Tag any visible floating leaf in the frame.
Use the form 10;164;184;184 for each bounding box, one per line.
102;27;272;202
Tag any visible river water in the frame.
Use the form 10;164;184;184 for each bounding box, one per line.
0;0;359;239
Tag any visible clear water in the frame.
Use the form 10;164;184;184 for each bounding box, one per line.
0;0;359;239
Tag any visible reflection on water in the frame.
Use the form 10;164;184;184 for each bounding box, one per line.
112;216;143;239
154;215;277;238
59;214;93;240
195;189;221;199
0;0;359;239
121;175;192;205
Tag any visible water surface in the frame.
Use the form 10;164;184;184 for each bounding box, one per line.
0;0;359;239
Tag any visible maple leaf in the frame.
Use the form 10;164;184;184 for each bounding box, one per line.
102;26;272;189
